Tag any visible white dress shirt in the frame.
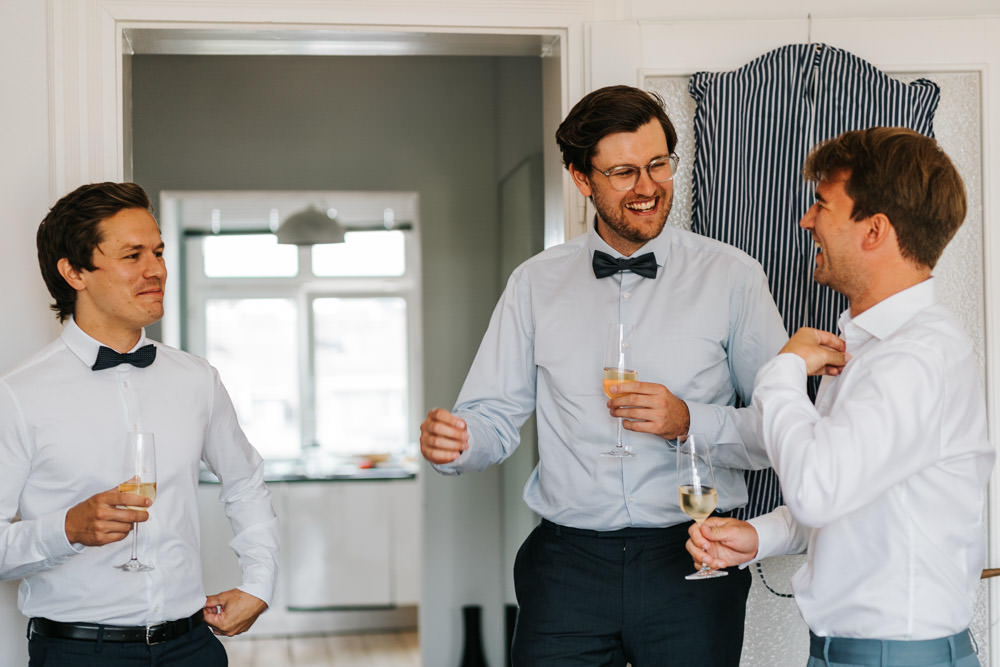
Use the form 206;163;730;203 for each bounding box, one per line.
750;279;993;639
437;225;787;530
0;318;279;625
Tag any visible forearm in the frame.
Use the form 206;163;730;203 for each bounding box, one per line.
747;505;809;562
686;401;772;470
218;474;279;605
0;510;80;581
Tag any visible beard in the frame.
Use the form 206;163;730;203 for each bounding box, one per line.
591;184;672;246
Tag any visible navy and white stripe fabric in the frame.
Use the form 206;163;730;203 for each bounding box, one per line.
688;43;940;518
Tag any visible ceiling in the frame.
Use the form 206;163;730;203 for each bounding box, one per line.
124;28;559;57
165;190;418;234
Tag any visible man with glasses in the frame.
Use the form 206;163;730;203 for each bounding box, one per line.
420;85;787;665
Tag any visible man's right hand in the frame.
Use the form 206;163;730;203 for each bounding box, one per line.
64;486;151;547
419;408;468;464
686;517;759;571
780;327;848;376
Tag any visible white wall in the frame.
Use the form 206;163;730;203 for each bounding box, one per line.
0;1;56;664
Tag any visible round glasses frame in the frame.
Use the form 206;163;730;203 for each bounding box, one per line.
592;154;680;192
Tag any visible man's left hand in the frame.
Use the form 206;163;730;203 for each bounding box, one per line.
608;381;690;440
203;589;268;637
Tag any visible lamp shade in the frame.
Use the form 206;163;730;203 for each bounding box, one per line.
276;206;346;245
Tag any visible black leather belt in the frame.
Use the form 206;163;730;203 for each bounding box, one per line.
28;610;204;645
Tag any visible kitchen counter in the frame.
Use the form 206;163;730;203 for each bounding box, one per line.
198;456;418;484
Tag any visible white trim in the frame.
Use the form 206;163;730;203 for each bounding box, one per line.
48;5;587;664
47;0;589;240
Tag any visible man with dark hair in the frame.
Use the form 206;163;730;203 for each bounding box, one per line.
0;182;279;666
420;85;787;664
687;128;991;667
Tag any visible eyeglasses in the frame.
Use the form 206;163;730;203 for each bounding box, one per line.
592;154;680;192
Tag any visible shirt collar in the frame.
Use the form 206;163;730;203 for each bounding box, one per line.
838;278;937;345
585;216;670;269
61;317;150;368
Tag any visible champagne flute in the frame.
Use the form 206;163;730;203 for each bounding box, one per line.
116;431;156;572
601;323;637;457
676;433;727;579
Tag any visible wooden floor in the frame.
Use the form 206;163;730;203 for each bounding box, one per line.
220;631;419;667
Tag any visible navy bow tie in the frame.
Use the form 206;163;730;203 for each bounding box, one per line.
592;250;658;279
92;344;157;371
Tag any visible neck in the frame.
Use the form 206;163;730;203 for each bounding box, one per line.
848;264;932;317
73;315;143;353
595;218;644;257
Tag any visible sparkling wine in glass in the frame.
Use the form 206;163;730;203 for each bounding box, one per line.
602;323;636;457
677;433;727;580
116;431;156;572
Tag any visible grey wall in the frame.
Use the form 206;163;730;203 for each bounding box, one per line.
131;53;543;665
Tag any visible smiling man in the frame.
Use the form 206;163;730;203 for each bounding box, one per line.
0;182;279;666
419;86;787;665
687;128;993;667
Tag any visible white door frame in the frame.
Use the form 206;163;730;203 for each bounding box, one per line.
48;2;590;664
46;0;594;244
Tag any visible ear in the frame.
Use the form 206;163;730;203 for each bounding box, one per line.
57;258;87;292
568;164;594;198
859;213;895;252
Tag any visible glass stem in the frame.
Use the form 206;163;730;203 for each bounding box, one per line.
617;417;624;449
130;522;139;562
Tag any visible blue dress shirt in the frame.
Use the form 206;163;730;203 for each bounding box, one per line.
438;225;787;530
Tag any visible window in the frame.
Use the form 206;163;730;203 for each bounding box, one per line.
165;192;421;461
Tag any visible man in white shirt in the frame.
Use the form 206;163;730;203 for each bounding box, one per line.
0;182;279;666
687;127;992;667
420;86;787;665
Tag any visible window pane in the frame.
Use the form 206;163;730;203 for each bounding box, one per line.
203;234;298;277
311;231;405;277
313;298;408;455
206;299;300;459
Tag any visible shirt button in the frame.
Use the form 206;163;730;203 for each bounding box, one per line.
623;292;631;299
628;496;634;503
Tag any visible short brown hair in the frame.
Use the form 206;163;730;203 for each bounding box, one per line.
556;85;678;174
37;182;152;322
803;127;966;269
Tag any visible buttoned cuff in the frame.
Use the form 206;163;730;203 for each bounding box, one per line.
48;507;85;557
686;401;722;442
746;505;809;567
753;353;808;395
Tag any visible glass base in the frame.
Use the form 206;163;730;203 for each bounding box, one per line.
116;560;154;572
685;568;728;580
601;446;634;457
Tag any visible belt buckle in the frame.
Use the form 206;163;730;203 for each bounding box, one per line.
145;623;166;646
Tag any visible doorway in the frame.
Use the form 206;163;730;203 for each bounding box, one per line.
126;27;560;667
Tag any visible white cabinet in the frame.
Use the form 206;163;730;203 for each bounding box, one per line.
197;477;420;635
282;482;392;609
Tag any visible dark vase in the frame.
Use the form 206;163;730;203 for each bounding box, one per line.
459;604;488;667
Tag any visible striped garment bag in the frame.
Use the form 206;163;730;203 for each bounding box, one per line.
688;43;940;518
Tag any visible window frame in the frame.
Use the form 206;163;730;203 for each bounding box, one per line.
161;191;423;460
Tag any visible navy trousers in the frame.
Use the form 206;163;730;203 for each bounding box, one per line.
28;623;227;666
511;519;750;666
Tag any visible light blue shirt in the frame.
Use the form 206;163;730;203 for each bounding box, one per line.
439;225;787;530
